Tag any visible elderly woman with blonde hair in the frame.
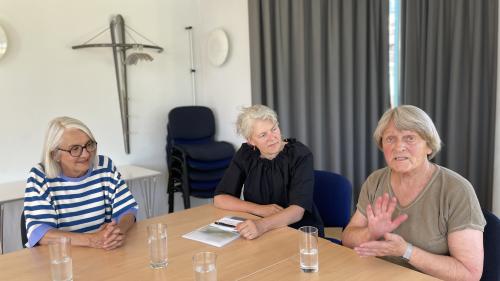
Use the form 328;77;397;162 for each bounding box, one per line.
342;105;485;280
214;104;323;240
23;116;138;250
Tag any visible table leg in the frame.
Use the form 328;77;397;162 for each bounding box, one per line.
139;176;157;219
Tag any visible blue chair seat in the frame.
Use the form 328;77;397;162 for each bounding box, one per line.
186;157;233;170
190;179;221;191
188;168;227;182
189;190;216;198
176;141;235;162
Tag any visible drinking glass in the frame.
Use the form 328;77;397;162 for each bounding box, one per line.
299;226;319;273
193;251;217;281
147;223;168;269
48;237;73;281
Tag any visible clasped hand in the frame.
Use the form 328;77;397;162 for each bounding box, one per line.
354;193;408;258
236;219;265;240
355;232;408;258
90;221;125;250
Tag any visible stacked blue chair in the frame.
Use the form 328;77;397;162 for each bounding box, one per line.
481;209;499;281
166;106;235;213
313;170;352;244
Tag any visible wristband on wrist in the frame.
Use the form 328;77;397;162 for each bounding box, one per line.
402;243;413;262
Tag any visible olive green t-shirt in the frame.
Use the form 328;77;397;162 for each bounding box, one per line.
356;165;486;269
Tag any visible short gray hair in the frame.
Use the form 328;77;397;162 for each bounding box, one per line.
236;104;279;139
373;105;442;159
41;116;98;178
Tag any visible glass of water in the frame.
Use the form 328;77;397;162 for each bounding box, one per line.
48;236;73;281
147;223;168;269
193;252;217;281
299;226;319;273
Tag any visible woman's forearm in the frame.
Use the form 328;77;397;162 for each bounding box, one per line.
341;225;376;248
39;229;94;247
411;229;483;281
213;194;263;215
257;205;304;233
117;213;136;233
409;246;482;281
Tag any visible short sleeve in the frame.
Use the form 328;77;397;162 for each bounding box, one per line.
214;145;247;197
110;164;138;221
288;146;314;213
356;179;371;217
445;179;486;233
24;166;57;247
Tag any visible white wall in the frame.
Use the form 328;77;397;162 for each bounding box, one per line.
0;0;250;183
194;0;252;145
0;0;252;252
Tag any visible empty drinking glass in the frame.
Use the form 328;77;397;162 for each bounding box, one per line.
147;223;168;269
193;252;217;281
48;237;73;281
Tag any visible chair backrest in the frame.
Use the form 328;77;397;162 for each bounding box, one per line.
481;209;499;281
313;170;352;228
166;106;217;166
20;210;28;248
168;106;215;141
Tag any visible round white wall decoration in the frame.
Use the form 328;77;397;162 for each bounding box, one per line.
0;24;7;60
207;28;229;66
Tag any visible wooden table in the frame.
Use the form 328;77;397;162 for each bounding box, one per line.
0;205;439;280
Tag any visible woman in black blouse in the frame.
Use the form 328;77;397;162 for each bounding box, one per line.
214;104;323;240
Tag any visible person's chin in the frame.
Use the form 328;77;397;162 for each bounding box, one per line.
75;162;90;171
390;165;414;174
267;147;281;155
269;142;282;150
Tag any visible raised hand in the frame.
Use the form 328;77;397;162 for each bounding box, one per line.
366;193;408;240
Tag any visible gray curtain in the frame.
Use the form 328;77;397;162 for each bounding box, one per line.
400;0;498;210
248;0;390;202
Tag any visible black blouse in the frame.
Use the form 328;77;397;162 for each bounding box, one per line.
215;139;324;235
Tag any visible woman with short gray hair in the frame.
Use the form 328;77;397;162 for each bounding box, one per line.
236;104;278;139
342;105;485;280
214;104;323;240
372;105;442;159
24;116;138;250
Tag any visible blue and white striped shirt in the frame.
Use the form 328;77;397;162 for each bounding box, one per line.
23;155;138;247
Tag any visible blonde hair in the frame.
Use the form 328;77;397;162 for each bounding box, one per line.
373;105;442;159
236;104;279;139
41;116;97;178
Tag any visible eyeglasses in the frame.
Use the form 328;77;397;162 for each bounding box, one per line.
57;141;97;157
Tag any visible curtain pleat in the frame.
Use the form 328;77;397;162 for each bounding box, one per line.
249;0;390;204
400;0;498;210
